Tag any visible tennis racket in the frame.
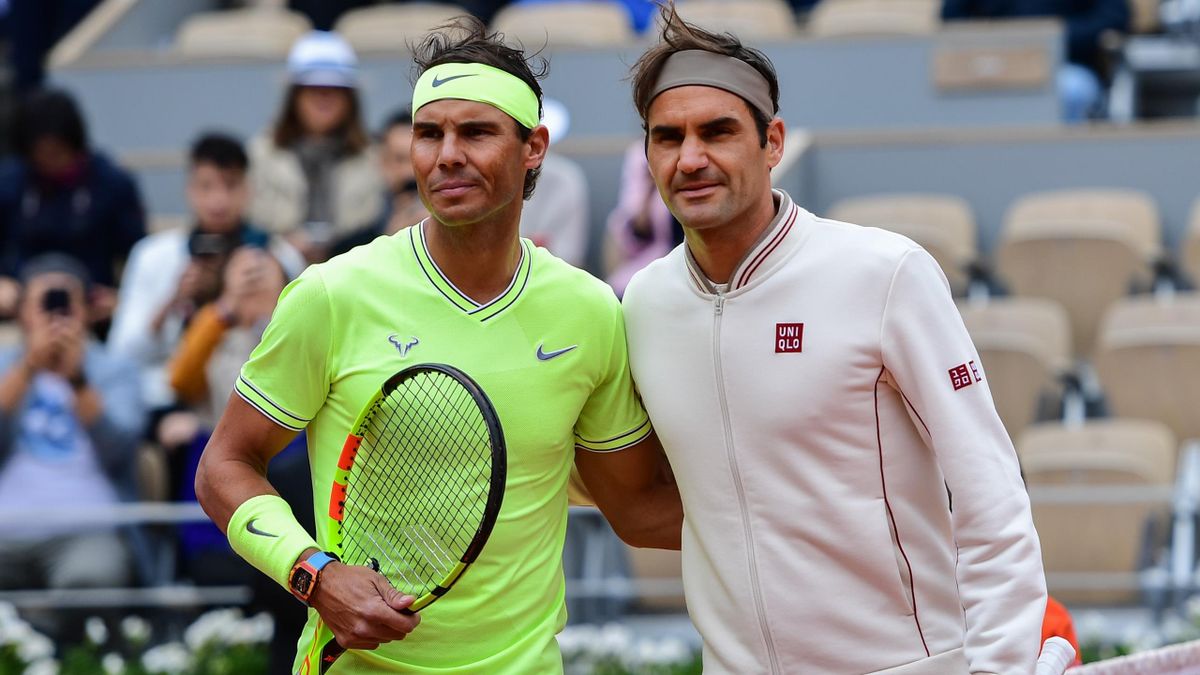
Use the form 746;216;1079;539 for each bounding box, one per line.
314;363;506;673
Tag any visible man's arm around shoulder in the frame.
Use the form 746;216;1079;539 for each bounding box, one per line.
574;432;682;550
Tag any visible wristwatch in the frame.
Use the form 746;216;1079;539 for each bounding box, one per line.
288;551;339;606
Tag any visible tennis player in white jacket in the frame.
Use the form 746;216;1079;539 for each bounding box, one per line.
620;7;1047;674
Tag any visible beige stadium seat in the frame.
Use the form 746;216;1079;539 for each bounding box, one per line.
674;0;798;41
1182;198;1200;288
176;8;312;58
624;545;686;611
828;193;977;294
1020;419;1175;604
806;0;939;37
1129;0;1161;33
336;4;468;53
959;297;1070;438
995;188;1162;359
1094;293;1200;443
490;2;634;48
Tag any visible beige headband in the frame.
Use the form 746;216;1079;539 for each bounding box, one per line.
648;50;775;119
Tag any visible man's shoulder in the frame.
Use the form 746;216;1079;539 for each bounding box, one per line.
805;212;926;272
310;229;408;287
530;245;618;307
623;244;686;307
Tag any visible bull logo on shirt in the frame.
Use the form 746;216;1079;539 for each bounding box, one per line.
388;334;420;358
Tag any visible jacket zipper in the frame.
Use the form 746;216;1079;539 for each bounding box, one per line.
712;291;782;673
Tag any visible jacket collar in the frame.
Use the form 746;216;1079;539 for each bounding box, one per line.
684;189;802;295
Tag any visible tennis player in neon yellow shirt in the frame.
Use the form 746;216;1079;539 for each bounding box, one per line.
195;18;683;674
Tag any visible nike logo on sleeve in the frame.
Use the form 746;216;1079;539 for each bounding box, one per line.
246;518;278;538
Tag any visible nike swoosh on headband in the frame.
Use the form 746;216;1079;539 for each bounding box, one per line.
246;518;278;538
432;74;478;87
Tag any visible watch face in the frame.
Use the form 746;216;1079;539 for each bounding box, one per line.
292;569;314;595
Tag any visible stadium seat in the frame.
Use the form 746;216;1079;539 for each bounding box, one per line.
490;2;635;48
673;0;799;41
1020;418;1175;604
624;545;687;611
335;4;468;53
175;8;312;58
806;0;939;38
1182;197;1200;288
995;188;1162;359
958;297;1071;437
1094;293;1200;444
827;193;977;295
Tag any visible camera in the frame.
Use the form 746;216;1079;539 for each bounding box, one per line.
41;288;71;316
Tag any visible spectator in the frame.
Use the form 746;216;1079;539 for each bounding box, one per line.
248;31;383;263
329;108;428;257
0;89;146;324
4;1;101;92
108;133;300;415
521;98;589;267
941;0;1130;121
605;141;680;296
168;247;288;423
0;254;144;591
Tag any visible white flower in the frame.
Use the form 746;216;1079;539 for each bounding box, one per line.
101;652;125;675
142;641;191;673
0;617;35;645
85;616;108;645
598;623;632;656
1075;611;1109;643
0;602;18;629
184;608;244;650
655;637;693;663
121;615;151;643
24;658;58;675
241;613;274;643
17;632;54;663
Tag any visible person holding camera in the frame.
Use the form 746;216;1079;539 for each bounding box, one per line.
109;133;301;415
0;254;145;591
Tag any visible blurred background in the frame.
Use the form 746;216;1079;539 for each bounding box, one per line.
1;0;1200;672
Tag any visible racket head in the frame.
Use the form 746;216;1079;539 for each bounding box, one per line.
326;363;506;611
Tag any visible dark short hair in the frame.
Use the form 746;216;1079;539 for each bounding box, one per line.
12;89;89;158
271;84;370;155
190;133;248;172
630;4;780;147
380;106;413;138
19;253;92;291
410;16;547;200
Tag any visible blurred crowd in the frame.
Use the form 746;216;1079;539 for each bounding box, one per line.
0;0;1148;666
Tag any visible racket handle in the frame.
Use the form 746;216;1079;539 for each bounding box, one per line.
319;640;346;674
316;607;418;673
1036;636;1077;675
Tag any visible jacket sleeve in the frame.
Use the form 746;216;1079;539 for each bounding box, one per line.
880;248;1046;674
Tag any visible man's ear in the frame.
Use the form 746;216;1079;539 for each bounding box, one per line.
525;124;550;170
765;117;786;169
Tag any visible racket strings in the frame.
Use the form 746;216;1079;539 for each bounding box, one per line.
340;371;495;597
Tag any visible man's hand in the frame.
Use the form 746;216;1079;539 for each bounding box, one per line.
310;563;422;650
216;248;283;327
49;317;86;381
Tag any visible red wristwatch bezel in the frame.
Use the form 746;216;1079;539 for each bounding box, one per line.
288;552;337;605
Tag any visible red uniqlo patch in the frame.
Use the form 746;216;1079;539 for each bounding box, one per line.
775;323;804;353
949;363;973;391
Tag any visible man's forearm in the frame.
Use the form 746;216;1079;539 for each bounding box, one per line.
195;451;281;532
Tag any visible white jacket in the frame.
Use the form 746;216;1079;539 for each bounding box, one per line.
623;190;1046;675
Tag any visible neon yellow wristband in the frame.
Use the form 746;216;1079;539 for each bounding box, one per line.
227;494;320;589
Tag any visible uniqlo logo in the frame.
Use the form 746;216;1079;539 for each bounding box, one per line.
949;363;973;391
775;323;804;353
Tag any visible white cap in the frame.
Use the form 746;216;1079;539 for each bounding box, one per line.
287;31;358;89
541;98;571;146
